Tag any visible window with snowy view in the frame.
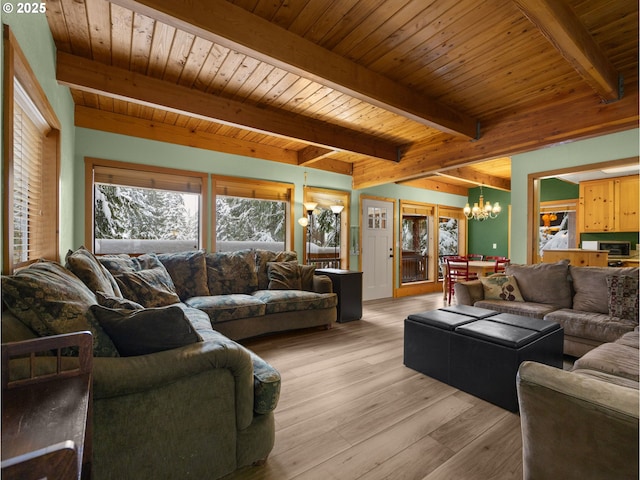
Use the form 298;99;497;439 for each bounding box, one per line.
94;184;200;254
215;196;286;252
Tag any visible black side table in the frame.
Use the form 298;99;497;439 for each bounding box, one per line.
316;268;363;322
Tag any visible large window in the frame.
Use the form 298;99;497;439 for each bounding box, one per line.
86;159;207;254
3;26;60;273
213;176;293;252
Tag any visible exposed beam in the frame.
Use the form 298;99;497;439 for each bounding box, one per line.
398;178;469;196
57;52;400;163
513;0;621;102
298;146;335;166
352;83;639;189
436;167;511;191
74;105;298;164
109;0;479;139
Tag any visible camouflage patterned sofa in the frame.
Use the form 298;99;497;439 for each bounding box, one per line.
1;251;283;479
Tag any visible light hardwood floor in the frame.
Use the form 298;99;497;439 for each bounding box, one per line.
224;293;524;480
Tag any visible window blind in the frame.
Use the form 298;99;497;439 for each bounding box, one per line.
11;79;54;266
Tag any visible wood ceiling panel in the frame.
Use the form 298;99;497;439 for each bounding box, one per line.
48;0;638;189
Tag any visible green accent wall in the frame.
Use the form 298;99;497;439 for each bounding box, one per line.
466;187;511;258
540;178;579;201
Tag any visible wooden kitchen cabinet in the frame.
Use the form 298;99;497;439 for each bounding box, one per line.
579;175;639;233
542;249;608;266
615;176;639;232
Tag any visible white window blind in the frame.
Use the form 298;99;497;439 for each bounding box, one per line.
12;79;50;265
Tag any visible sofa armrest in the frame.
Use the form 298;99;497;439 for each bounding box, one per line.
453;279;484;305
92;340;256;430
313;274;333;294
517;361;639;480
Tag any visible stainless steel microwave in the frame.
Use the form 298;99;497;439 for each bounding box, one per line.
582;241;631;257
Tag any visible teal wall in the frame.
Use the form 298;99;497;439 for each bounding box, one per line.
1;6;76;263
466;187;511;258
511;129;640;263
74;128;467;276
540;178;579;201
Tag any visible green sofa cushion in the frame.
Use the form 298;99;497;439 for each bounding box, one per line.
252;290;337;315
157;250;210;300
206;250;258;295
1;261;118;357
185;294;266;323
65;246;122;297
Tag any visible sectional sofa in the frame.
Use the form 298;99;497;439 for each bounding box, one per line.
1;247;337;479
453;260;639;357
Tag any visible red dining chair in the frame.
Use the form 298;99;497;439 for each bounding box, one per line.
466;254;484;261
494;257;510;273
445;256;479;305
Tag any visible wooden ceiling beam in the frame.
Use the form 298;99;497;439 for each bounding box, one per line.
74;105;298;164
109;0;479;139
298;146;335;165
513;0;621;102
352;83;638;189
398;178;469;196
436;167;511;191
57;51;400;163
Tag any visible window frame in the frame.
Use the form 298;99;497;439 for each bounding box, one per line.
302;186;350;268
3;25;61;274
400;200;435;285
212;175;294;252
84;158;209;254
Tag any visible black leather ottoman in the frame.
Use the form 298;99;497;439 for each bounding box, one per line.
403;306;497;383
450;314;563;411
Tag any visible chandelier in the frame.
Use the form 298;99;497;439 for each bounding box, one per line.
463;186;501;221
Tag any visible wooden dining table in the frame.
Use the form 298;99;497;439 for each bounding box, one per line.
442;260;497;299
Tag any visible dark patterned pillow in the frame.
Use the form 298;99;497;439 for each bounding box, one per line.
157;250;210;300
96;291;144;310
267;261;302;290
300;264;316;291
90;304;203;356
1;261;119;357
255;250;297;290
98;253;164;275
65;246;122;297
607;275;639;321
115;267;181;308
206;250;258;295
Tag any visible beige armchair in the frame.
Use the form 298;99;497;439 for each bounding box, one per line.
516;361;639;480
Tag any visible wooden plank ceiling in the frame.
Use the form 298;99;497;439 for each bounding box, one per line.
46;0;638;193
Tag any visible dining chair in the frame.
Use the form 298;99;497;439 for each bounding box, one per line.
466;254;484;261
445;256;479;305
494;257;511;273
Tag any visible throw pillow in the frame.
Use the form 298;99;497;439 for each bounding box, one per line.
1;261;119;357
267;261;302;290
65;246;122;297
96;291;144;310
115;267;181;308
506;260;571;308
206;249;258;295
90;304;203;356
300;264;316;291
157;250;210;300
480;274;524;302
606;275;639;322
255;250;298;290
